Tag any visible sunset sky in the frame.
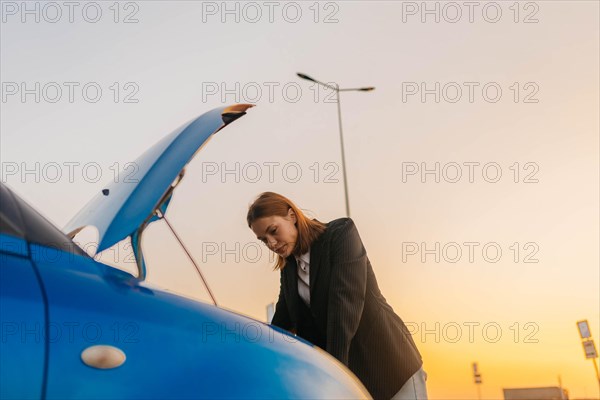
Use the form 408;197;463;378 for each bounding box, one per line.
1;1;599;398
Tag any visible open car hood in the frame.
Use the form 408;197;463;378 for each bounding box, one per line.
63;104;253;270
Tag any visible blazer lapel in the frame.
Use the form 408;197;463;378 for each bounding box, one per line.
283;256;300;325
309;232;327;301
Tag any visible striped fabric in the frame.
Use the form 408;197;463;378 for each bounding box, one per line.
271;218;423;400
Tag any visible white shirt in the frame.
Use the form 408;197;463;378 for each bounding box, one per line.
295;251;310;306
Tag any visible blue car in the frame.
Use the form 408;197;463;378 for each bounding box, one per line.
0;104;371;399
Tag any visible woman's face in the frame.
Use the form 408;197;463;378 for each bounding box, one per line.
250;208;298;259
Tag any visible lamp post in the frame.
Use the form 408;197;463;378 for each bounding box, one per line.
297;72;374;217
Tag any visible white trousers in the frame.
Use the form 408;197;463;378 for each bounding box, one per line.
390;367;428;400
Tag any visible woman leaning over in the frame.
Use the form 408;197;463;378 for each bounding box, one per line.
247;192;428;400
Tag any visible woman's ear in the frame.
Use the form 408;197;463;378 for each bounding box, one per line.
288;208;297;223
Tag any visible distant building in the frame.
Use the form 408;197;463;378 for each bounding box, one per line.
503;386;568;400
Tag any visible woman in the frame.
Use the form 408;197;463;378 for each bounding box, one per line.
247;192;427;400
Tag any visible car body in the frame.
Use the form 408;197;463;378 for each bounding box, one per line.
0;104;371;399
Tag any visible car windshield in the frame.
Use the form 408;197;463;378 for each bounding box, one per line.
0;183;89;257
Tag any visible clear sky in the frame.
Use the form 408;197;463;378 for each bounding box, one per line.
1;1;599;398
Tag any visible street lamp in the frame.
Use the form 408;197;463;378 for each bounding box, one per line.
297;72;374;217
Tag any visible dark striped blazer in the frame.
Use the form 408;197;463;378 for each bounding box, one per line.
271;217;423;400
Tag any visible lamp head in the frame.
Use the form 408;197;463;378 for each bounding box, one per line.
296;72;316;82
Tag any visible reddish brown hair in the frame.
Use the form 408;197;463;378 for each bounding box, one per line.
247;192;326;270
